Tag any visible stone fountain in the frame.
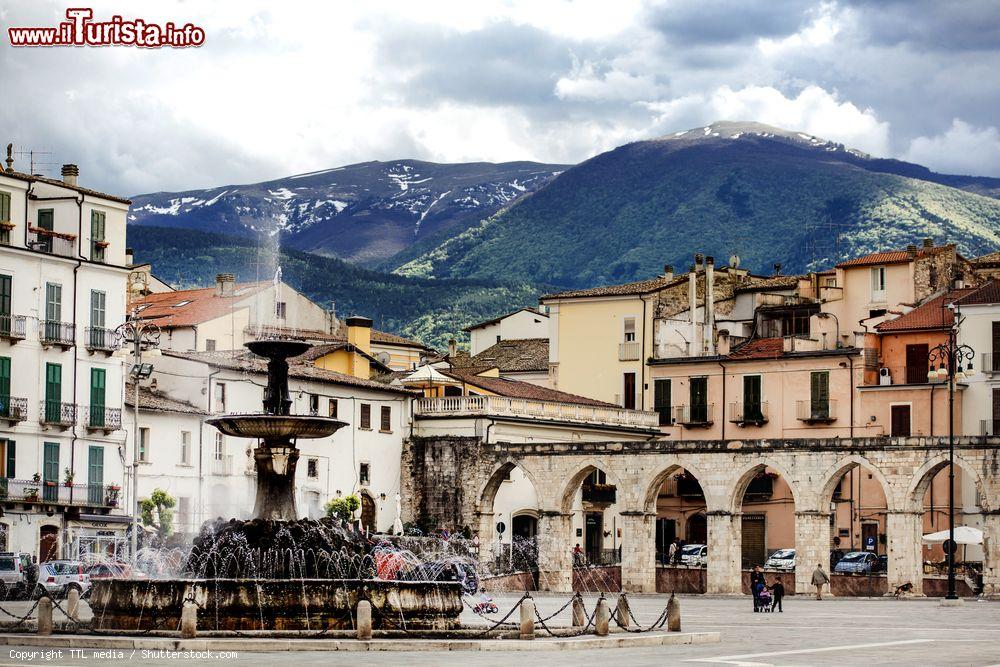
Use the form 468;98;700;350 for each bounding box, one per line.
90;339;463;633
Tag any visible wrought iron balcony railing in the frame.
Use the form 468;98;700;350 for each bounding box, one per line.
674;404;714;426
729;401;769;425
0;396;27;424
0;315;27;342
0;477;118;508
796;399;837;423
84;406;122;432
39;320;75;347
84;327;116;352
39;400;77;428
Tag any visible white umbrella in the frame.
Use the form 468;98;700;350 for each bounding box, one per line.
401;364;460;387
921;525;983;545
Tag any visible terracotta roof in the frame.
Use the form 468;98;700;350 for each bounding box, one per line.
735;275;804;293
462;307;547;332
453;338;549;373
835;244;953;268
162;349;417;395
541;275;687;300
258;324;431;350
876;289;975;332
292;342;392;373
973;251;1000;268
0;169;132;205
131;282;270;327
443;369;615;407
124;384;205;414
955;280;1000;307
727;337;785;360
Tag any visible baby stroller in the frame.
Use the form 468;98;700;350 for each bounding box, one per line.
472;592;498;614
758;588;773;612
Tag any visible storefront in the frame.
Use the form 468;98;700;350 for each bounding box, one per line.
66;515;131;562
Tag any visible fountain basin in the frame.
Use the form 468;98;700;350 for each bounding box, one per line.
207;414;347;439
90;578;463;631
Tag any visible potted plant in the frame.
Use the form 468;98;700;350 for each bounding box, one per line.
63;467;74;487
105;484;121;507
24;476;39;502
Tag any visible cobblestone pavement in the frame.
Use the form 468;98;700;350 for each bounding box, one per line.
0;593;998;665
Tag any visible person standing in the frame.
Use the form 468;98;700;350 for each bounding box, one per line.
812;563;830;600
667;539;678;565
750;565;765;611
770;577;785;612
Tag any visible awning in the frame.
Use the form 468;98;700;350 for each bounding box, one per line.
921;526;983;545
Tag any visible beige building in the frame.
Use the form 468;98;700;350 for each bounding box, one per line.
464;307;549;356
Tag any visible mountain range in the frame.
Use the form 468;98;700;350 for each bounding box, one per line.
128;121;1000;346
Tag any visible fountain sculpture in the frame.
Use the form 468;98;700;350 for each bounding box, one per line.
90;339;464;632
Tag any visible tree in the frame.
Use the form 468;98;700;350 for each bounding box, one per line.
140;488;176;540
325;495;360;522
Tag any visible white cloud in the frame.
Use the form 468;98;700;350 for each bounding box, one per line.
555;56;664;102
903;119;1000;177
757;2;844;56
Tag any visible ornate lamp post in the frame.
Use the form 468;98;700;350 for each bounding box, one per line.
927;310;974;601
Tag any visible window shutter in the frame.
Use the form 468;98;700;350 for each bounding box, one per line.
5;441;13;479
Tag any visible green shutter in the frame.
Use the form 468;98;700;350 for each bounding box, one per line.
90;368;106;427
654;379;671;425
45;363;61;422
43;442;59;502
87;446;103;504
0;275;10;317
0;356;9;398
5;440;14;479
810;371;829;418
690;377;708;422
0;192;10;222
743;375;762;421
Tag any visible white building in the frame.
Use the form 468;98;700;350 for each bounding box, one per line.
463;307;548;356
957;281;1000;436
0;162;131;561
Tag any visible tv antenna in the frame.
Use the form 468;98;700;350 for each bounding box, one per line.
12;146;57;176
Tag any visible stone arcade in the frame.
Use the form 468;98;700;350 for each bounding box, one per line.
402;435;1000;596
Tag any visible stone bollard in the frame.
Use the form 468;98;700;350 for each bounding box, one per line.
594;597;610;636
571;596;586;627
37;597;53;636
519;597;535;640
615;594;630;629
667;593;681;632
180;601;198;639
356;600;373;641
66;587;80;621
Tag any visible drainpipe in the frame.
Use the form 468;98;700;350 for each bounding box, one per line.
67;193;85;515
689;256;700;355
640;294;648;410
849;355;855;439
718;360;726;441
201;369;221;528
705;256;715;356
23;183;34;247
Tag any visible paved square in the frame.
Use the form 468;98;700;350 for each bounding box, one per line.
0;594;997;665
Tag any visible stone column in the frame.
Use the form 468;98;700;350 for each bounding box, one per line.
706;511;741;594
537;512;573;592
619;511;656;593
795;510;831;595
885;510;924;594
981;512;1000;599
476;511;496;565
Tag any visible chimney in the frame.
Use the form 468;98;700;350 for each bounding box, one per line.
125;247;134;267
952;267;965;290
663;264;674;282
923;237;934;248
4;144;13;173
689;256;700;355
705;256;716;355
773;263;782;276
717;329;731;356
448;338;457;357
327;301;339;334
61;163;79;187
906;244;918;259
215;273;235;297
346;315;373;356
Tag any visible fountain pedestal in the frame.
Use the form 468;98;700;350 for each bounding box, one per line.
253;443;300;520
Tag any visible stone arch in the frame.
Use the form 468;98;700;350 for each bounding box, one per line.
905;453;990;513
557;458;624;514
641;459;716;513
817;454;895;511
477;458;543;515
728;458;800;515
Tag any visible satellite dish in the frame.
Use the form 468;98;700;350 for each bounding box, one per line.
376;351;391;366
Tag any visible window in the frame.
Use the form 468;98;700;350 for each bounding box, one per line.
214;433;225;461
328;398;338;419
44;363;61;422
0;439;15;478
0;357;10;419
0;275;10;336
89;290;106;348
307;458;318;478
139;427;150;462
359;462;371;486
36;209;53;253
742;375;763;422
45;282;62;325
0;192;10;245
870;266;886;301
869;309;887;319
90;211;106;262
380;405;391;432
205;339;216;352
43;443;59;502
623;317;637;343
214;383;226;413
87;446;104;504
309;394;320;415
690;376;708;423
623;372;636;410
89;368;106;427
275;301;287;319
177;497;191;530
360;403;371;429
810;371;830;419
653;379;671;426
496;334;501;344
180;431;191;465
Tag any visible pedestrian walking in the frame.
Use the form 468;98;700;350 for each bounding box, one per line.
674;538;686;565
812;563;830;600
770;577;785;612
750;565;765;612
667;539;678;565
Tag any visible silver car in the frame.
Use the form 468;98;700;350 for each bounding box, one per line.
764;548;796;571
679;544;707;567
35;560;91;599
0;552;37;598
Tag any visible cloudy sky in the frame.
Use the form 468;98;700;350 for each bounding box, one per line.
2;0;999;195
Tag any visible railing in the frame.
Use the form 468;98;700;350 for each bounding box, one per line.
865;365;933;386
84;406;122;432
674;404;714;426
0;315;27;341
212;455;235;476
729;401;769;425
796;399;837;423
582;483;617;505
981;420;1000;437
0;478;117;507
759;293;811;306
414;395;660;429
39;400;77;427
39;320;75;347
585;548;621;566
27;228;76;258
618;341;641;361
0;396;27;423
84;326;116;352
983;353;1000;374
90;240;109;263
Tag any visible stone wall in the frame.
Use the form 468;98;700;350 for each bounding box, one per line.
573;566;621;592
656;566;707;594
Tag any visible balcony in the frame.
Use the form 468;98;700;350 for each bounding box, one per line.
0;478;118;508
983;353;1000;375
414;395;660;430
674;404;714;427
39;400;77;429
582;483;617;506
729;401;769;426
90;240;110;264
0;396;27;425
84;406;122;433
84;327;116;353
619;341;641;361
39;321;75;348
212;455;235;476
796;399;837;424
981;420;1000;437
27;227;77;258
0;315;27;343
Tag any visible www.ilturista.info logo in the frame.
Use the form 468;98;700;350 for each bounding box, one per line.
8;8;205;48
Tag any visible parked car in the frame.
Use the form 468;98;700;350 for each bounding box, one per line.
679;544;707;567
833;551;880;574
764;548;796;571
35;561;91;599
0;552;37;599
86;561;146;581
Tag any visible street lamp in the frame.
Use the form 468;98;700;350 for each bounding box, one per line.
927;314;974;602
114;313;161;564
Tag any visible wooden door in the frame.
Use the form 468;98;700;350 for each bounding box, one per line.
360;494;376;533
905;344;928;384
690;376;708;422
890;404;911;437
623;373;636;410
39;526;58;562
